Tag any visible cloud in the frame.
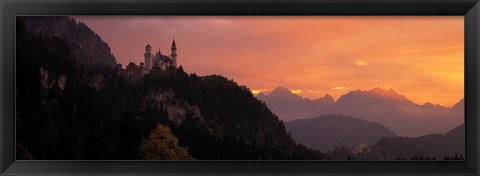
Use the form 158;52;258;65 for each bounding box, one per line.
291;89;302;94
250;88;271;95
333;86;348;90
354;61;367;66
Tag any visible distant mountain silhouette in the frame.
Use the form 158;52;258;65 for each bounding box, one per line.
285;114;396;152
256;87;334;122
374;124;464;160
451;98;464;113
419;102;448;110
259;87;300;101
368;87;411;103
311;88;463;137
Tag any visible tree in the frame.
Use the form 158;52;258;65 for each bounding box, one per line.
139;124;194;160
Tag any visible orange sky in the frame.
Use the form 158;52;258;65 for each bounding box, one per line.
73;16;464;107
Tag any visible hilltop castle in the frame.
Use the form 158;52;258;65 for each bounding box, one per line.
118;39;177;80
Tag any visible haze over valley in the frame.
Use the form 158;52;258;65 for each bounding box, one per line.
256;86;464;154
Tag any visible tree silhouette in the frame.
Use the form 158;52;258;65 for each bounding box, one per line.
139;124;194;160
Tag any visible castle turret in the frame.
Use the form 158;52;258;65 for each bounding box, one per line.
171;38;177;67
144;44;153;70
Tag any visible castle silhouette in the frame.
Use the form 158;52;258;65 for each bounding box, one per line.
118;39;177;80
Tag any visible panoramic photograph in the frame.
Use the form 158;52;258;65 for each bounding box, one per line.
16;16;464;160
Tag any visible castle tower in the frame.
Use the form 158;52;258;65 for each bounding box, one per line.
144;44;153;70
171;39;177;67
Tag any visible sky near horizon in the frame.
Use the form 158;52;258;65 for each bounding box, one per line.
73;16;464;107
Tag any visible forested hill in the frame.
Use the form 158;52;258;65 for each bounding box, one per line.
373;124;465;160
20;16;117;67
16;16;324;160
138;68;324;159
285;114;397;151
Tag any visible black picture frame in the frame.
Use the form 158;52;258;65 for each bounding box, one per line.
1;0;479;175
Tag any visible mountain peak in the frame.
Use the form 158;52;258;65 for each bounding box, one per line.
387;88;397;94
323;94;335;102
367;87;409;102
265;87;304;102
369;87;385;93
369;87;398;95
420;102;446;109
257;86;334;121
452;98;464;109
423;102;434;106
271;86;291;93
269;87;296;97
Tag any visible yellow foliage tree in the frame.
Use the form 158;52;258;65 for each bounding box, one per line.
139;123;194;160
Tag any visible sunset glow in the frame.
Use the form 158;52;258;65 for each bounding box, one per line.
73;16;464;107
251;90;261;95
291;90;302;94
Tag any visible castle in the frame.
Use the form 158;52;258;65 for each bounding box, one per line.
118;39;177;80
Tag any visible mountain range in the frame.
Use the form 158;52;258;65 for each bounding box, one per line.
257;87;464;137
256;87;334;122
